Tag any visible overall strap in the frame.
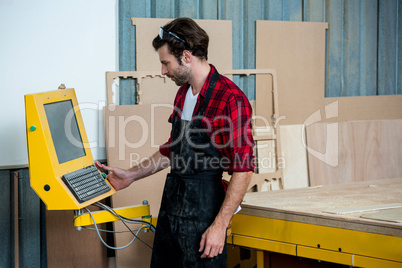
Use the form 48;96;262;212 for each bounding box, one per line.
197;70;219;117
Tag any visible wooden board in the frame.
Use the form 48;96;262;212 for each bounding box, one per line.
256;20;328;126
46;210;108;268
240;178;402;237
323;95;402;123
324;203;402;215
361;208;402;223
279;125;309;189
306;119;402;186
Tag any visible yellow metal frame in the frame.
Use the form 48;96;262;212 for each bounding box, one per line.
228;214;402;267
73;203;156;228
25;88;116;210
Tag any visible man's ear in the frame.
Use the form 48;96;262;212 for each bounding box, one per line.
182;50;192;63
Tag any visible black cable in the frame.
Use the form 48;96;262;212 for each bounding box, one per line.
73;203;155;250
92;202;154;249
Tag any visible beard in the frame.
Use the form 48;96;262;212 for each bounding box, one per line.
170;63;191;86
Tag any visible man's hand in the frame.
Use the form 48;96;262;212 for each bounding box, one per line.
95;151;170;191
198;171;253;259
199;221;227;258
95;161;134;191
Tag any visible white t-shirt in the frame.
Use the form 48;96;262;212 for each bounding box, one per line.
181;86;199;121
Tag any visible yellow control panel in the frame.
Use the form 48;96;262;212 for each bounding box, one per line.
25;88;115;210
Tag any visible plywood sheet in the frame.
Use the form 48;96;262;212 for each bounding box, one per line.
139;76;177;105
324;203;402;215
256;20;328;126
133;18;232;72
361;208;402;223
306;119;402;186
323;96;402;122
240;178;402;237
46;210;108;268
279;125;309;189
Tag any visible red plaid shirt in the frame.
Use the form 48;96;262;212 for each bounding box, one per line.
160;65;255;175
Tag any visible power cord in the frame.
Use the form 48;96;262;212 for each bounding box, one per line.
73;202;155;250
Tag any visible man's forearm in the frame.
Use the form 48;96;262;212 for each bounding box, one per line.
128;150;170;182
214;171;253;228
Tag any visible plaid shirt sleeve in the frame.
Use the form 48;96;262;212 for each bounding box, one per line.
219;87;255;174
209;74;255;175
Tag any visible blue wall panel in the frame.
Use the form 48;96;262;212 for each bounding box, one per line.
325;0;343;97
360;0;378;96
344;0;361;96
119;0;401;101
378;0;398;95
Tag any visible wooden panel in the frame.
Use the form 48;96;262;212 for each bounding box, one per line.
279;125;309;189
256;20;328;125
324;203;402;215
46;210;108;268
361;208;402;223
306;119;402;186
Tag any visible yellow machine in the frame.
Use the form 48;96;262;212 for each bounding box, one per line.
25;88;116;210
25;88;153;232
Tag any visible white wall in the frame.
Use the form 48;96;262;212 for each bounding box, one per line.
0;0;117;168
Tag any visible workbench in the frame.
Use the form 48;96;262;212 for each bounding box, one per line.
228;178;402;267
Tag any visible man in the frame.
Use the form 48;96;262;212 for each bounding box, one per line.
96;17;254;267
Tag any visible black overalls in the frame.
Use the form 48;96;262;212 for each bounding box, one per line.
150;71;227;267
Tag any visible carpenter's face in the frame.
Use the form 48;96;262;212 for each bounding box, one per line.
158;44;191;86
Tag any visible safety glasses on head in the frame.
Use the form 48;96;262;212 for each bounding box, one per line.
159;27;188;45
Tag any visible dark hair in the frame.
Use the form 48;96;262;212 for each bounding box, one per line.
152;18;209;63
